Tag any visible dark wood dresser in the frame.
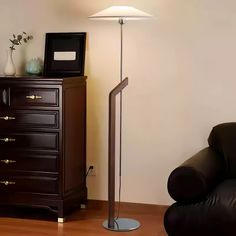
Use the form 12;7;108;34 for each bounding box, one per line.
0;75;87;222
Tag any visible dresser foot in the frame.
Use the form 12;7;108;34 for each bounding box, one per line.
80;204;86;209
58;217;65;223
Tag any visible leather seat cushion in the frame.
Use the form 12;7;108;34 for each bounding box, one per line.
164;179;236;236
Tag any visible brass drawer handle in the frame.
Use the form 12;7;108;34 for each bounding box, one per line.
0;116;16;121
0;138;16;142
0;159;16;164
26;95;42;100
0;181;15;186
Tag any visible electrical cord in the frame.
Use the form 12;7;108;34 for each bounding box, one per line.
86;166;94;177
114;218;120;230
115;174;122;220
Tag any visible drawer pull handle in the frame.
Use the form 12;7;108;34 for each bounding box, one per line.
26;95;42;100
0;181;15;186
0;159;16;164
0;116;16;121
0;138;16;142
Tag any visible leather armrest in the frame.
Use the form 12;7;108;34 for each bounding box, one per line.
167;147;225;203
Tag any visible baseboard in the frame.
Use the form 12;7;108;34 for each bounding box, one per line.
86;199;168;214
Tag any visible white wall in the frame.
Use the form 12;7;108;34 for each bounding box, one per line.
0;0;236;205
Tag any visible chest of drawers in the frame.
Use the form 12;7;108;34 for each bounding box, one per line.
0;75;87;222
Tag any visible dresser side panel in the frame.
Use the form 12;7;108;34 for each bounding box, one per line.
63;82;86;194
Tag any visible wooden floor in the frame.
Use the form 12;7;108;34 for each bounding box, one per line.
0;201;168;236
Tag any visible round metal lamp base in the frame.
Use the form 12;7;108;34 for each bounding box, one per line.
103;218;141;232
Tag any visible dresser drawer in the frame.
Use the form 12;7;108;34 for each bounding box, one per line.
0;154;58;173
0;110;59;129
0;175;59;194
0;132;58;151
10;88;59;107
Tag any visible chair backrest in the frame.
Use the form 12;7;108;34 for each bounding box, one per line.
208;123;236;178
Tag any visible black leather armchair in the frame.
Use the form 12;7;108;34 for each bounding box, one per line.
164;123;236;236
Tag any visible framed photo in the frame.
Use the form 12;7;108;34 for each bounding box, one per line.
43;32;86;77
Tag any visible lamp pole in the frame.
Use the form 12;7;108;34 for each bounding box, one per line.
119;17;125;191
116;17;125;225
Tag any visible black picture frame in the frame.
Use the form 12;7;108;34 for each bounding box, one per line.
43;32;86;77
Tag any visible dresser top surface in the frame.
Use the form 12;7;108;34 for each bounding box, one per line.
0;75;87;84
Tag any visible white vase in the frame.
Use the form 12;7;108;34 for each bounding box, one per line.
4;49;16;76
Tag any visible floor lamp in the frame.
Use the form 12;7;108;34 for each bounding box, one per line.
89;6;152;232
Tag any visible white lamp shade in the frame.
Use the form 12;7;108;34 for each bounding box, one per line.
89;6;152;20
